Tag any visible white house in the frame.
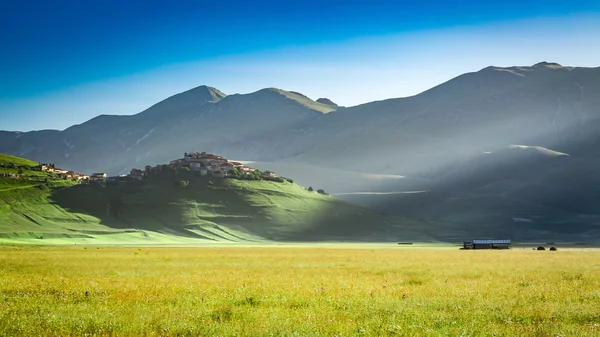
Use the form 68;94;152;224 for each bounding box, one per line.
90;173;108;183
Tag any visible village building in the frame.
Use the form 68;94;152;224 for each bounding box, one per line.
130;168;144;180
189;162;202;171
35;163;53;171
90;173;108;183
170;159;184;169
183;152;227;167
219;162;234;171
52;168;69;175
240;167;257;174
263;171;277;178
58;170;76;179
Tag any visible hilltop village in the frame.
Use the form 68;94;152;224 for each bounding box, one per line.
0;152;334;193
6;152;281;185
122;152;282;183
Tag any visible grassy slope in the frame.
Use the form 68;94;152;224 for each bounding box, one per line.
0;154;47;177
0;154;38;166
0;173;81;242
45;177;404;243
0;154;117;243
0;153;418;244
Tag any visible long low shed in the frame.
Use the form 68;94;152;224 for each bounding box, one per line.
463;239;511;249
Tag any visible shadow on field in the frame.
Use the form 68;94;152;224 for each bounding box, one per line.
47;171;414;242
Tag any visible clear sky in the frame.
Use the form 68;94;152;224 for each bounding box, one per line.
1;0;599;131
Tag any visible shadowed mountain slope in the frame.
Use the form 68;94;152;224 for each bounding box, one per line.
290;63;600;175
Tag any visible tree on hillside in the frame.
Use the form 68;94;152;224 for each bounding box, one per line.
175;166;190;177
308;187;313;192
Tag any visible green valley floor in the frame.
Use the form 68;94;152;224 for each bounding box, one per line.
1;246;599;336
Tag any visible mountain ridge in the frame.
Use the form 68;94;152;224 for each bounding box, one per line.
5;61;596;133
0;84;338;174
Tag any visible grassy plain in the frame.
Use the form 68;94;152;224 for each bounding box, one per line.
1;246;599;336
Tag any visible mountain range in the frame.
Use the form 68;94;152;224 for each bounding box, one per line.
2;62;600;241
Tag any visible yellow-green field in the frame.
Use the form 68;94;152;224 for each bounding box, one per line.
1;246;599;336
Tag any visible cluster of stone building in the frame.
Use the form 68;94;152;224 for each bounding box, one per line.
129;152;276;180
0;162;106;183
35;163;93;182
7;152;275;186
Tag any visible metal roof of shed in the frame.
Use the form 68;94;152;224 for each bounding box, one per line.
471;239;511;244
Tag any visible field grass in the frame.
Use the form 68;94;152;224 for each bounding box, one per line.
1;246;599;336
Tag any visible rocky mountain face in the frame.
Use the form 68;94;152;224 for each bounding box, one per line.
0;86;335;174
2;62;600;240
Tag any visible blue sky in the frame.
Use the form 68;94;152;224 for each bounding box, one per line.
1;0;600;131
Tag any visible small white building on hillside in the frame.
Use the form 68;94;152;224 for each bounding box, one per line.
90;173;108;183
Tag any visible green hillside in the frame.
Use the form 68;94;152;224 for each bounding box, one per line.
0;154;48;178
0;154;38;166
0;155;422;244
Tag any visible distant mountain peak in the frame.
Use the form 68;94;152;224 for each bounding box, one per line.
289;91;311;99
316;98;338;107
480;62;566;73
135;85;226;118
532;61;563;68
250;88;337;114
186;85;227;102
